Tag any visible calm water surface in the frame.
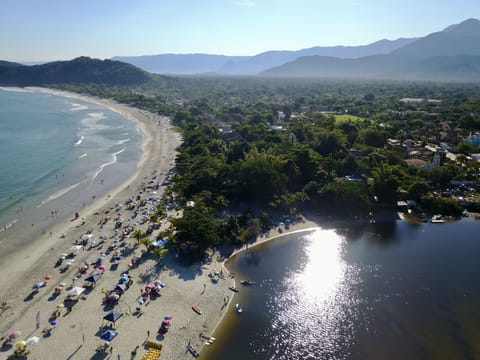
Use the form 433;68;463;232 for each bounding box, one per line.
204;218;480;360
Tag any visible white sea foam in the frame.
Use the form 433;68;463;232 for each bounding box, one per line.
0;219;18;233
87;112;106;119
36;182;82;208
69;102;88;111
78;153;87;159
0;87;31;93
74;135;84;146
90;147;126;183
117;138;130;145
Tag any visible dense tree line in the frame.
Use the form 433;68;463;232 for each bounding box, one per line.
53;79;480;257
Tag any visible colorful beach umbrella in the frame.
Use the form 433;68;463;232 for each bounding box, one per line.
50;319;58;326
8;330;21;340
15;340;26;348
98;265;106;271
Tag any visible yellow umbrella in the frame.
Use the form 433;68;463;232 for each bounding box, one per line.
15;340;27;348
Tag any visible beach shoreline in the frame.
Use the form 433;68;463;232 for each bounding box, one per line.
0;88;328;360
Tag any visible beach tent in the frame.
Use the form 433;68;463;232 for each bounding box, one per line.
70;245;83;252
67;287;85;297
81;234;93;241
85;273;101;284
32;281;45;290
26;336;40;346
112;284;126;293
100;329;117;341
103;310;123;325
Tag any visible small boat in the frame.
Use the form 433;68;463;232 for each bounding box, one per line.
431;214;445;223
187;344;200;358
235;303;243;313
192;305;202;315
229;286;239;292
200;334;216;342
240;280;255;286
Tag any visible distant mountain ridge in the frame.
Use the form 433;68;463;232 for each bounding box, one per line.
113;38;416;75
261;18;480;81
2;18;479;83
0;57;153;86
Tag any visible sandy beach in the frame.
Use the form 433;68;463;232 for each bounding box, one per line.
0;88;321;360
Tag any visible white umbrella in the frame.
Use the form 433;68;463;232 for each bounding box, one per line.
81;234;93;241
67;286;85;297
26;336;40;346
70;245;83;252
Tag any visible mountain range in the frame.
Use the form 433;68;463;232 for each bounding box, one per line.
114;18;480;80
1;18;480;84
112;37;416;75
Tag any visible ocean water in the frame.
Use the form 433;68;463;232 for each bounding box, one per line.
205;219;480;359
0;88;142;252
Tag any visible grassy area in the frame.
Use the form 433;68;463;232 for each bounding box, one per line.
333;114;364;123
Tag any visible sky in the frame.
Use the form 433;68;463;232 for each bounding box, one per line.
1;0;479;62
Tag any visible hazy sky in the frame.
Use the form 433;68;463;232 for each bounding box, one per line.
1;0;479;62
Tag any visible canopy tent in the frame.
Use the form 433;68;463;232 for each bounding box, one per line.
100;329;117;341
67;287;85;297
152;238;168;247
85;273;102;284
103;310;123;324
112;284;126;293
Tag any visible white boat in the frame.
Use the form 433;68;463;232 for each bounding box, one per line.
431;214;445;223
235;303;243;313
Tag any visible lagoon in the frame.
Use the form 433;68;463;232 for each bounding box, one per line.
205;218;480;359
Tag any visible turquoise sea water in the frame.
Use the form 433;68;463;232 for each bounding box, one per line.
0;88;141;248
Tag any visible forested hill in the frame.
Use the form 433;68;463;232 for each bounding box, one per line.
0;57;154;86
0;60;23;67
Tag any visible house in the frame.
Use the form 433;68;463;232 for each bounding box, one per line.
465;133;480;146
219;125;232;134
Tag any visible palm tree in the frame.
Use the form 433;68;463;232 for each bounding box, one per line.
151;247;168;260
132;229;143;246
139;237;153;251
149;213;159;224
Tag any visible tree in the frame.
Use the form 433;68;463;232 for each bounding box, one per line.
319;180;371;217
358;128;386;148
171;205;221;252
140;237;153;250
132;229;143;246
408;182;431;201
